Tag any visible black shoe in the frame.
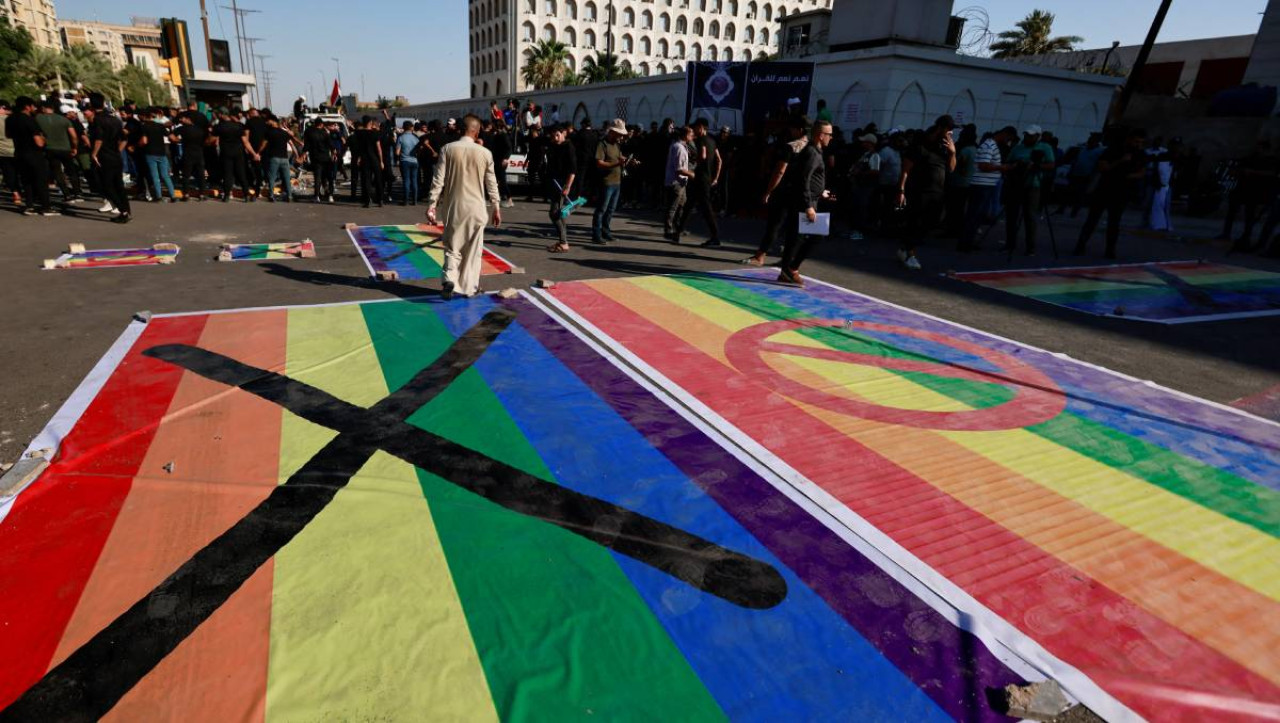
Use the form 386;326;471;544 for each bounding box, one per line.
700;239;722;248
440;281;454;301
112;213;131;224
266;195;276;203
602;233;615;242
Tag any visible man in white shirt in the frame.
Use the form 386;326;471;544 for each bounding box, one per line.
663;126;695;238
426;115;502;299
959;125;1016;251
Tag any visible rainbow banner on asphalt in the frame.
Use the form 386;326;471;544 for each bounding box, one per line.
218;240;315;262
953;260;1280;323
0;293;1041;721
43;244;179;270
542;268;1280;721
347;224;517;280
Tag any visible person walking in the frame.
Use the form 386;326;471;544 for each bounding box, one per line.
592;118;630;244
88;95;131;223
396;120;420;205
778;120;834;286
7;97;56;215
1074;128;1147;259
353;116;384;207
744;116;809;265
674;118;722;247
170;113;208;201
37;101;82;203
425;114;502;299
663;126;695;240
213;109;256;202
544;124;578;253
896;116;957;269
138;109;177;202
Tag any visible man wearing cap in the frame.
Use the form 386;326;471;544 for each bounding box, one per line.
592;118;630;244
1003;125;1056;255
426;114;501;299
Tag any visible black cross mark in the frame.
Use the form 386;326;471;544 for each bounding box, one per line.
1050;264;1220;309
0;310;785;722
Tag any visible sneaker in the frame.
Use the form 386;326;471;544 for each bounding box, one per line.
905;255;922;270
112;213;131;224
327;195;335;204
502;199;514;208
896;248;908;263
41;210;62;216
98;202;116;213
22;208;38;216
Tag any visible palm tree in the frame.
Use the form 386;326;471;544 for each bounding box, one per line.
522;40;570;90
989;10;1083;58
14;45;63;93
579;52;637;84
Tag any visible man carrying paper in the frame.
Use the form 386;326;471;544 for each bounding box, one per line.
779;120;834;287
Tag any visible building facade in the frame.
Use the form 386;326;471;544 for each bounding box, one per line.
1;0;61;49
469;0;834;97
60;18;178;103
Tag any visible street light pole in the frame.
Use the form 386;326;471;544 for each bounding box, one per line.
1111;0;1173;124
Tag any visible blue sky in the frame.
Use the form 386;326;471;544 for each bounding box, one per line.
54;0;1268;105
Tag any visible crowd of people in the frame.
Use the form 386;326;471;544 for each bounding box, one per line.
4;90;1258;276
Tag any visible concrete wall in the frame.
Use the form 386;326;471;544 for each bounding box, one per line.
401;42;1119;146
1018;35;1256;98
827;0;952;49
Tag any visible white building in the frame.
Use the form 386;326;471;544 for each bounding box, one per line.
469;0;834;97
1;0;61;49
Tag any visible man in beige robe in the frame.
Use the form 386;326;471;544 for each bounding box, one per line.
426;114;501;298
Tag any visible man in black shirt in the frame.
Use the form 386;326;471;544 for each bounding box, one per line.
675;118;722;247
213;109;256;202
171;114;208;200
88;97;132;222
897;115;957;269
1074;129;1147;259
258;115;299;202
348;118;366;202
544;124;578;253
352;116;384;207
484;123;513;208
245;108;270;196
745;117;809;265
778;120;834;286
6;97;56;215
302;119;334;203
138;109;176;202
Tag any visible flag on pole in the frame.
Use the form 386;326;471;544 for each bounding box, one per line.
328;79;341;107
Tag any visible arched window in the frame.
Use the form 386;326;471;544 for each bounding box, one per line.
522;21;535;41
778;5;786;18
657;62;667;74
622;33;633;52
642;10;653;29
659;12;670;31
760;28;769;44
565;0;577;18
747;0;757;17
623;7;635;26
621;59;632;72
544;0;557;15
676;15;687;33
483;81;489;96
641;36;651;55
763;4;772;21
708;45;718;61
697;0;706;9
744;26;754;43
675;40;685;58
542;23;556;41
728;0;738;14
565;54;576;71
693;18;704;35
564;26;576;46
584;1;596;20
692;42;702;60
584;28;596;48
525;0;535;13
740;48;751;61
496;78;503;95
709;20;719;37
724;22;735;41
658;38;669;57
639;62;650;76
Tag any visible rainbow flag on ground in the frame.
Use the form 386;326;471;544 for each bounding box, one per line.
218;240;316;262
347;224;517;280
542;268;1280;721
953;260;1280;323
0;292;1039;721
43;244;179;270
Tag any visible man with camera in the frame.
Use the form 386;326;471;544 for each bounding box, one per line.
1002;125;1056;255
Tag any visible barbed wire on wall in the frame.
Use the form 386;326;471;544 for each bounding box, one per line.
955;6;995;57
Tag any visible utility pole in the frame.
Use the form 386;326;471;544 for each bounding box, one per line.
259;66;276;109
199;0;214;69
222;3;261;75
245;37;265;106
1111;0;1173;124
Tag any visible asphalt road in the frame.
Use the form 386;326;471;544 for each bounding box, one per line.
2;191;1278;465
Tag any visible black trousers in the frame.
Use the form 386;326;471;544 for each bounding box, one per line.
312;161;334;197
180;151;207;197
1004;187;1042;252
1074;192;1127;258
780;206;820;271
47;149;82;197
17;151;51;210
676;180;719;242
221;152;250;198
358;159;382;205
98;157;131;215
754;198;789;254
548;190;569;244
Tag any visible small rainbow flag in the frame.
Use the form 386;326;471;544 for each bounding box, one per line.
542;267;1280;721
0;292;1038;721
218;240;316;262
953;261;1280;323
43;244;179;270
347;224;517;280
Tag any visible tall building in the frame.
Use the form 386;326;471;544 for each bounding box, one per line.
470;0;833;97
60;18;179;103
1;0;61;49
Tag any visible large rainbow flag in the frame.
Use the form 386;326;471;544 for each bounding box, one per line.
953;260;1280;323
542;268;1280;721
0;292;1046;721
347;224;518;280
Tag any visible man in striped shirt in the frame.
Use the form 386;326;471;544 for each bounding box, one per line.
959;125;1017;252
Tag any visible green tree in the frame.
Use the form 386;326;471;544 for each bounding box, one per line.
115;64;169;106
579;52;637;84
989;10;1083;58
59;43;117;99
13;45;62;94
521;40;570;90
0;23;36;98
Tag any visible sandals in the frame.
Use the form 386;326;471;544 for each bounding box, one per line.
741;255;765;267
548;243;571;253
